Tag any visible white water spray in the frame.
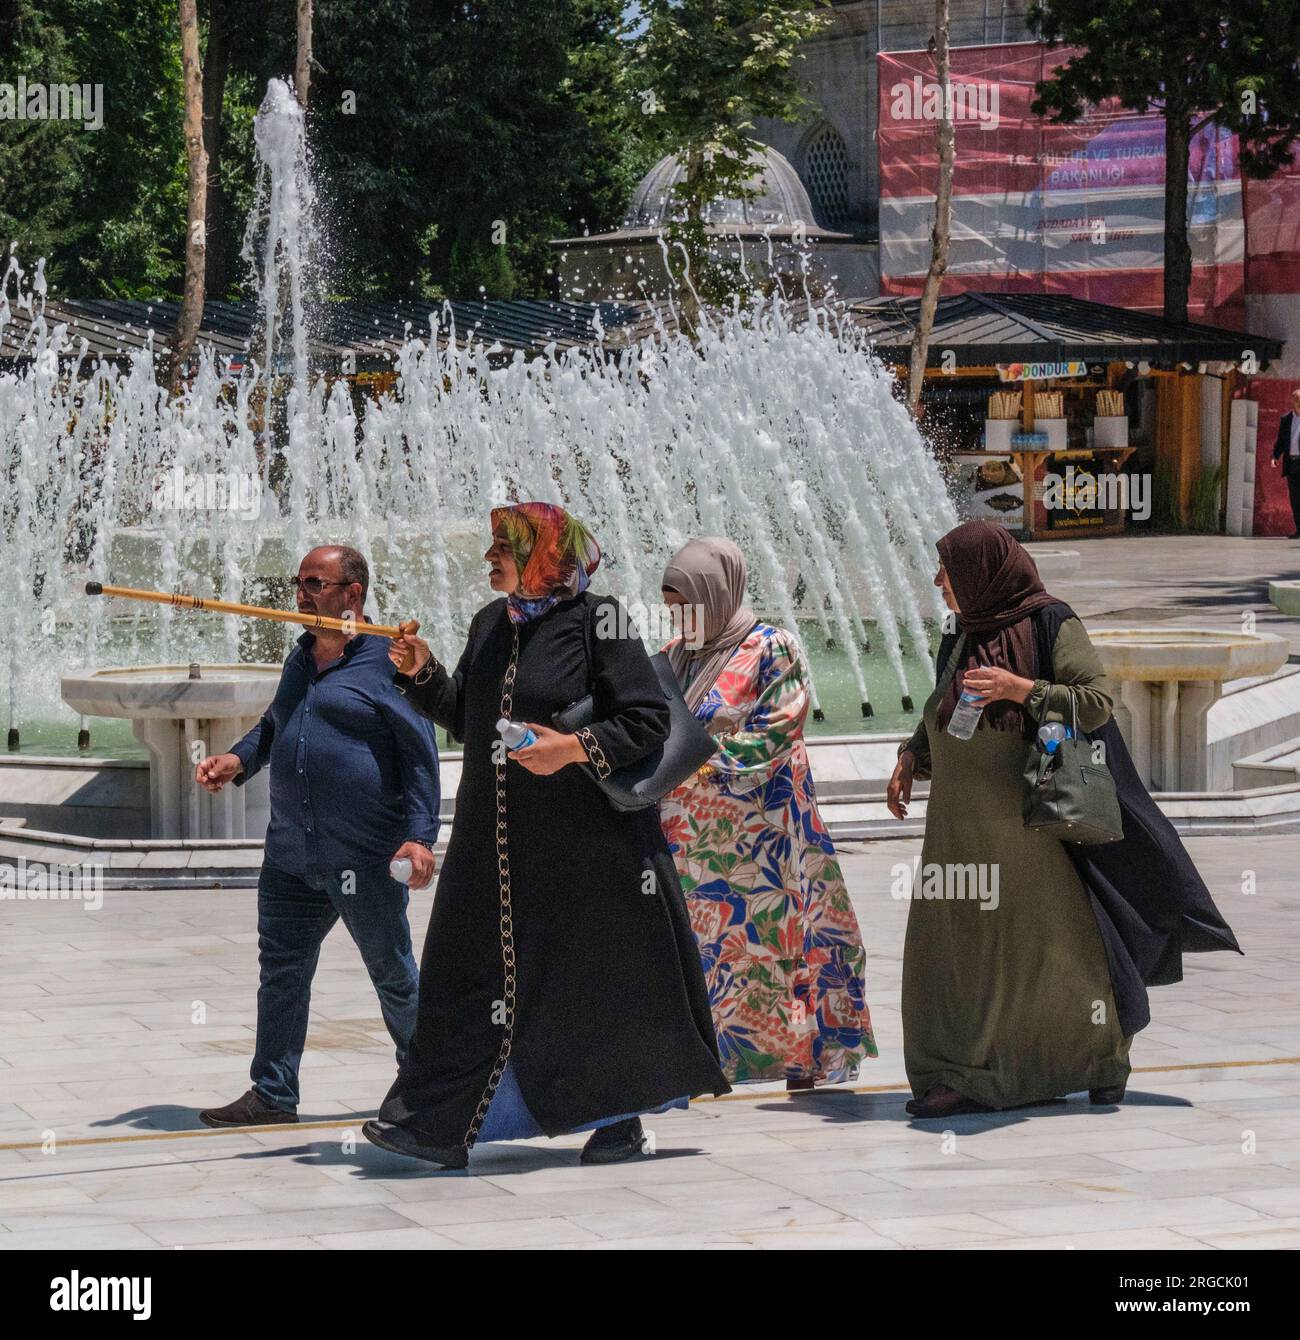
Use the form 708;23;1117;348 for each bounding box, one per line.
0;85;956;747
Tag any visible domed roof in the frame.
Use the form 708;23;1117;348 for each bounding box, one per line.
624;145;820;231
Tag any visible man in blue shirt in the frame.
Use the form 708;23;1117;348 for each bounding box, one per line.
193;545;440;1127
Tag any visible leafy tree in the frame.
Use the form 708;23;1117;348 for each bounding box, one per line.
449;229;517;300
1031;2;1300;323
0;2;98;286
0;1;659;300
561;0;659;236
0;1;188;297
629;0;830;314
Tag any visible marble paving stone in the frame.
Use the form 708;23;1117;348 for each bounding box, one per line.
1220;1186;1300;1217
139;1203;420;1246
390;1186;660;1228
977;1194;1269;1236
204;1236;321;1250
957;1227;1207;1251
0;827;1296;1248
0;1224;161;1250
1178;1217;1300;1249
432;1216;606;1248
563;1200;855;1240
0;1192;257;1233
308;1226;464;1250
861;1211;1022;1247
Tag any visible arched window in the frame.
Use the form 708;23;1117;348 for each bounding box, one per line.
802;123;851;230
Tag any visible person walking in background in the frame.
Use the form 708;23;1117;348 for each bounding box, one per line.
194;545;440;1128
659;537;875;1091
887;521;1240;1120
364;503;728;1170
1270;385;1300;538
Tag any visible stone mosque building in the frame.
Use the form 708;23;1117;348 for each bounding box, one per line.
552;1;1035;302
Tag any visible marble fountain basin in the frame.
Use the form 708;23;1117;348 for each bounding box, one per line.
1089;628;1291;791
60;665;282;719
60;666;280;840
1090;628;1289;683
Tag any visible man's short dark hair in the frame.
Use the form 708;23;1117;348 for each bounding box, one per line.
329;545;369;604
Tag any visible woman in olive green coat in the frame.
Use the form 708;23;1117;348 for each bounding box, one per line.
886;521;1130;1119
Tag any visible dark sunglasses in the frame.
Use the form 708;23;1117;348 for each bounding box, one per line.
289;576;348;595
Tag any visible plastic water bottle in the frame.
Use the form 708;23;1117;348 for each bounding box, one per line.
1037;722;1071;754
497;717;537;751
389;857;413;884
947;691;985;740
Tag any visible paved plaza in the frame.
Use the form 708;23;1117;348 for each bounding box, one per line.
0;831;1296;1250
1032;533;1300;650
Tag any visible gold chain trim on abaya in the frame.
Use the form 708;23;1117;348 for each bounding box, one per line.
462;623;520;1148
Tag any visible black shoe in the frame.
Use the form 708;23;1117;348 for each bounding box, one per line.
361;1119;469;1169
199;1088;298;1128
580;1116;648;1165
1089;1085;1126;1105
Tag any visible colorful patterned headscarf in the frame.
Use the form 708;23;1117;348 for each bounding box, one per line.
490;502;602;624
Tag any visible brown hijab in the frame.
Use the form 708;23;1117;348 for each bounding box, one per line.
662;537;759;713
935;521;1059;733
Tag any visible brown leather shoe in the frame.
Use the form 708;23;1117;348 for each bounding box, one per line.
909;1084;992;1119
199;1089;298;1128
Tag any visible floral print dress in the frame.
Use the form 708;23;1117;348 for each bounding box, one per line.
660;623;875;1084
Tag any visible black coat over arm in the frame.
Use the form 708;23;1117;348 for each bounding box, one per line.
1034;603;1242;1037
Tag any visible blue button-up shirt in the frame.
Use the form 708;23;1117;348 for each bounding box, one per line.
230;626;440;874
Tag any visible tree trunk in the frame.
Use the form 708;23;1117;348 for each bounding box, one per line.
202;0;230;299
296;0;313;108
676;142;705;335
908;1;954;418
169;0;207;396
1163;102;1192;325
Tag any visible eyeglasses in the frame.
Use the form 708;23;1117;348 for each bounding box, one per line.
289;577;348;595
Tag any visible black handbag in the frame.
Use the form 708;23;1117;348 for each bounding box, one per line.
1022;692;1124;845
552;601;718;813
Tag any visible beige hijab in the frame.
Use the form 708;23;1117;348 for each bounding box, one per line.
662;537;759;712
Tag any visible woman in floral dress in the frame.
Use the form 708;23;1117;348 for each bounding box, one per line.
659;537;875;1089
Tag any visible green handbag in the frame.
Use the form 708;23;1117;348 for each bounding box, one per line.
1022;694;1124;845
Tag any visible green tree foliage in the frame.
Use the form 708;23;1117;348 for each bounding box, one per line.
0;1;656;299
0;1;186;296
562;1;660;238
301;0;657;297
629;0;829;308
449;227;517;300
0;2;90;274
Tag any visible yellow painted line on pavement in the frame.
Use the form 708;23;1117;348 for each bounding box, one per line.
0;1055;1297;1155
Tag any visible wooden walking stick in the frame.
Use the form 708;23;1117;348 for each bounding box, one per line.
84;582;419;639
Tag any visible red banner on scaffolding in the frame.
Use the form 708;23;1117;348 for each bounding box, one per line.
877;42;1245;325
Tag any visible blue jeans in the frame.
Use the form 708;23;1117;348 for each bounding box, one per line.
251;861;419;1112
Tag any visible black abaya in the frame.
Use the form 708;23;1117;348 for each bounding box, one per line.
378;592;729;1146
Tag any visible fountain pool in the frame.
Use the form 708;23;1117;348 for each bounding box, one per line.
1;78;955;761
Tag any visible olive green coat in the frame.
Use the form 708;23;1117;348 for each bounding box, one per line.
900;616;1131;1108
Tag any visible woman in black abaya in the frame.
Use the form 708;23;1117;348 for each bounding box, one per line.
364;502;729;1169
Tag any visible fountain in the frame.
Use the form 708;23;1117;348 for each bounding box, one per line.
0;77;961;865
1;80;954;775
59;664;279;839
1092;628;1290;791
